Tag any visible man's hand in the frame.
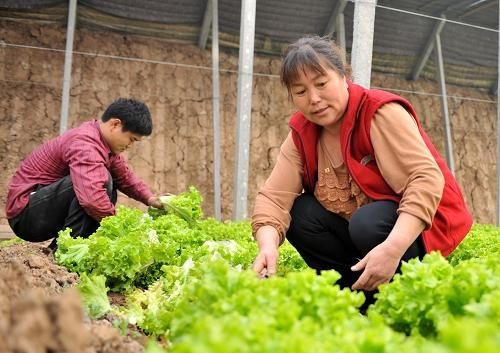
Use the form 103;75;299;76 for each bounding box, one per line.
147;196;163;209
252;226;280;278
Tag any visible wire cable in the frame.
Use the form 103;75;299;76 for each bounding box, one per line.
375;4;498;33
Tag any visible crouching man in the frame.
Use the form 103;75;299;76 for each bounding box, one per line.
6;97;163;249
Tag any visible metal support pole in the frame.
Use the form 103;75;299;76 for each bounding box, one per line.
59;0;77;135
211;0;221;220
198;0;212;49
337;12;346;63
435;32;455;174
323;0;347;37
232;0;256;220
351;0;377;88
410;16;446;81
496;0;500;225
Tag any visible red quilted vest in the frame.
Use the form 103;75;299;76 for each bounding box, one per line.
289;81;473;256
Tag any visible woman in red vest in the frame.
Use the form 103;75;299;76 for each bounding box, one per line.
251;36;472;305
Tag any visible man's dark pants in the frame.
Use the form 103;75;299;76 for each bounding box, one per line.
286;193;426;310
8;174;117;246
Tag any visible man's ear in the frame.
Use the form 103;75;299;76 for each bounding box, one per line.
109;118;122;130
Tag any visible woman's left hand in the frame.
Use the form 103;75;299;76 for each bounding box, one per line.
350;242;402;291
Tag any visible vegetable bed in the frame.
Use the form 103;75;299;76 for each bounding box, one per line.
2;187;499;352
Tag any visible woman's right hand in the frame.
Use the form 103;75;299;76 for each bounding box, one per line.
252;226;280;277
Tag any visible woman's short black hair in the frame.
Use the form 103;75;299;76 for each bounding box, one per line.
281;36;350;97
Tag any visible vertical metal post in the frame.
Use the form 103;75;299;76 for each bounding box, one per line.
336;12;346;63
211;0;222;220
435;32;455;174
496;0;500;225
351;0;377;88
59;0;77;134
232;0;256;220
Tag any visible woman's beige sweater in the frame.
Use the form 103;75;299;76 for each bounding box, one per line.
251;102;445;244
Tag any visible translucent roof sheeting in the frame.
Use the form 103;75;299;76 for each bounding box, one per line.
0;0;498;91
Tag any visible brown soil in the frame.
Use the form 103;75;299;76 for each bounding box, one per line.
0;241;148;353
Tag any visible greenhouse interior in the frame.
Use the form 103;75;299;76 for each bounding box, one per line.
0;1;499;352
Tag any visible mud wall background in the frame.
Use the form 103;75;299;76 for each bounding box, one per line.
0;19;496;226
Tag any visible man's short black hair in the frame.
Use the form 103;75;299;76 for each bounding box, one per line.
101;98;153;136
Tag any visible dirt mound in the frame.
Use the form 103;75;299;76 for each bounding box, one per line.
0;241;146;353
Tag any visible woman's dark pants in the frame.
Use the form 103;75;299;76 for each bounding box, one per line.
286;193;425;309
8;174;117;246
